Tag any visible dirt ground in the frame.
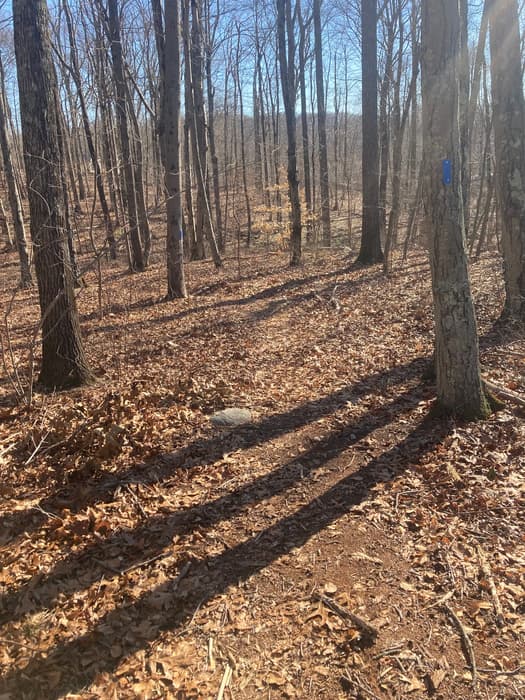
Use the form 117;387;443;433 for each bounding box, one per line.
0;242;524;699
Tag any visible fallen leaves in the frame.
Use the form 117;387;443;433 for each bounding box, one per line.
0;250;524;699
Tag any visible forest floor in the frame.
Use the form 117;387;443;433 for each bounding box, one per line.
0;241;524;700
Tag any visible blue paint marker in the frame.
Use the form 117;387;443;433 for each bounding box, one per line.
442;159;452;186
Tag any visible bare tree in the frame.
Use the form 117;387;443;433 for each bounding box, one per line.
421;0;490;418
60;0;117;259
13;0;94;390
107;0;145;271
488;0;525;321
357;0;383;264
0;51;32;287
277;0;302;266
313;0;331;246
159;0;187;299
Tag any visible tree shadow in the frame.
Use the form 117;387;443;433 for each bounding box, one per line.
0;413;451;699
92;264;368;336
0;357;428;545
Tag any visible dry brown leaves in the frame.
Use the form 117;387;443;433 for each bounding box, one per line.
0;246;523;699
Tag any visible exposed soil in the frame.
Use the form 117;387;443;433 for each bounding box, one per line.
0;243;524;699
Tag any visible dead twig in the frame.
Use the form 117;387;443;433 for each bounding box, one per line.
477;665;525;676
443;603;477;690
92;551;171;577
476;545;505;627
0;636;41;652
125;484;148;519
313;593;379;641
216;663;233;700
422;590;454;611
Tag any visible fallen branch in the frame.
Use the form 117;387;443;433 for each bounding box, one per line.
483;378;525;407
313;593;379;641
476;546;505;627
443;603;477;690
0;636;41;652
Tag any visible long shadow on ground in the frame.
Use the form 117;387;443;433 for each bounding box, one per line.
0;370;431;627
91;265;381;336
0;413;451;699
0;357;428;544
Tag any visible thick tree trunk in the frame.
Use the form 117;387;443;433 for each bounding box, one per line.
357;0;383;264
13;0;93;390
0;196;14;249
421;0;490;419
488;0;525;321
235;25;253;247
181;0;200;260
124;79;152;265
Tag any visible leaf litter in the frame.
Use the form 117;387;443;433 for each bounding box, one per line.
0;248;523;699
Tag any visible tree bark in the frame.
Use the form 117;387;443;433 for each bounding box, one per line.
0;52;32;287
357;0;383;264
277;0;302;266
421;0;490;419
160;0;187;299
298;4;313;242
488;0;525;321
188;0;222;267
13;0;94;390
313;0;331;246
108;0;145;271
61;0;117;259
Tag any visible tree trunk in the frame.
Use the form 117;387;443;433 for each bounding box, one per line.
298;4;313;242
0;53;32;287
357;0;383;264
13;0;93;390
160;0;187;299
188;0;222;267
62;0;116;259
205;20;224;253
108;0;145;272
182;0;200;260
277;0;302;266
421;0;490;419
235;24;253;247
488;0;525;321
313;0;331;246
124;78;152;265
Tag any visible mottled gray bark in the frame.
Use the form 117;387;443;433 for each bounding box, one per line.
160;0;187;299
421;0;490;419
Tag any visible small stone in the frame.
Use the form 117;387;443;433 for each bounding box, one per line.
209;408;252;427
